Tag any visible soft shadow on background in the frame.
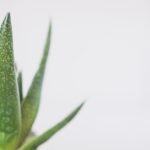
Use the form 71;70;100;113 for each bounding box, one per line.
1;0;150;149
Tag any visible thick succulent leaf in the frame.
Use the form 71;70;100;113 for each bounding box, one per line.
17;72;23;102
15;63;23;102
18;102;84;150
20;24;52;144
0;13;21;150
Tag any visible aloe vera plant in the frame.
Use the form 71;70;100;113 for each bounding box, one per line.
0;13;84;150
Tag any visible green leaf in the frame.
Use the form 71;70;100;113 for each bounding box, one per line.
18;102;84;150
15;63;23;102
17;72;23;102
20;24;52;144
0;13;21;150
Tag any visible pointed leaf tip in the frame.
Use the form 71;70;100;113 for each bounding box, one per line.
3;13;11;25
19;23;52;145
0;13;21;149
18;102;84;150
6;12;10;19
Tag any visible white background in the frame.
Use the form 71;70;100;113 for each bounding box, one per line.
1;0;150;149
